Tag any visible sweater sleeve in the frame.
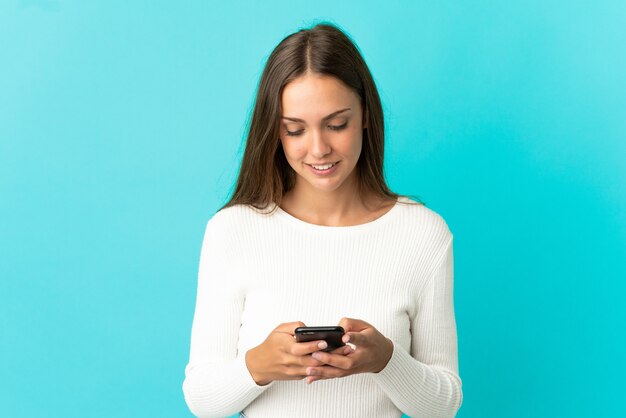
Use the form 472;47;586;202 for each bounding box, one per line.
182;216;275;418
370;235;463;418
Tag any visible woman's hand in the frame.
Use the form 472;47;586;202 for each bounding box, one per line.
245;321;354;386
305;317;394;384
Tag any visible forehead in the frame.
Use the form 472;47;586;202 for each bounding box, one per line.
281;74;359;119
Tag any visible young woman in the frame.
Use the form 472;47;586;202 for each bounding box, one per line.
182;22;463;418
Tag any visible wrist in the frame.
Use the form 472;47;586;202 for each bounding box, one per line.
373;337;394;373
245;348;272;386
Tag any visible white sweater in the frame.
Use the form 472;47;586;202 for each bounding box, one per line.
182;196;463;418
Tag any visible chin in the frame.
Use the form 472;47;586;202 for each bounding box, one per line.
308;179;346;192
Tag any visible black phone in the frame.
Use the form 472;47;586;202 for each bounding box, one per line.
294;326;346;352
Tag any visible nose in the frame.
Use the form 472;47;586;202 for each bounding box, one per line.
309;128;331;158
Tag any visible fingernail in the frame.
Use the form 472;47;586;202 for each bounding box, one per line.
318;341;327;349
312;352;322;360
343;335;350;343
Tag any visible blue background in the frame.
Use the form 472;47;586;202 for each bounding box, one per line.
1;1;624;417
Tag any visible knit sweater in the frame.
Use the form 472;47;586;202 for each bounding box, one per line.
182;196;463;418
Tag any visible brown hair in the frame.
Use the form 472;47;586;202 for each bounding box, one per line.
219;21;423;214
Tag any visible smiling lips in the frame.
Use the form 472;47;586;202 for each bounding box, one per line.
306;161;340;175
307;160;339;167
310;162;336;170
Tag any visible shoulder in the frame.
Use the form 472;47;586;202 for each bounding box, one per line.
396;196;452;236
197;204;256;257
202;203;273;237
390;197;455;281
392;196;454;259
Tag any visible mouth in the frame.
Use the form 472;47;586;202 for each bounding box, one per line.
305;161;340;175
305;161;340;169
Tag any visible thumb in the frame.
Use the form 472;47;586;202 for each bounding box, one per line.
275;321;306;335
337;317;371;333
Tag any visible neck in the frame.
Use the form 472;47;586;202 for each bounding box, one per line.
281;176;366;227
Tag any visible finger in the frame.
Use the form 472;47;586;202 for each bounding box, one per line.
311;350;355;370
337;317;371;333
328;344;354;356
306;365;347;379
306;375;331;384
299;355;326;367
291;340;329;356
342;332;366;348
306;375;325;384
297;345;352;368
275;321;306;335
274;353;324;376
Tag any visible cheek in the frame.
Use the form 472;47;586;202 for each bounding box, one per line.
281;139;306;161
346;130;363;156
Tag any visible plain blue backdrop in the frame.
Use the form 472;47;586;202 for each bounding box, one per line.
1;1;624;417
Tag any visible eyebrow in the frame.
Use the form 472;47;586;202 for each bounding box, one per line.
281;108;351;123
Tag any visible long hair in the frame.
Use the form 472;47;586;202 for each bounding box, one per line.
219;22;423;213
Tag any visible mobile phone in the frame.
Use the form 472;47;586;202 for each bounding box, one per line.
294;326;346;352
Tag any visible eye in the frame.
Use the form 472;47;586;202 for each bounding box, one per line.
329;122;348;131
284;122;348;137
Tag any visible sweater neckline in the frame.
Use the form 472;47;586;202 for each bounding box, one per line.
273;196;405;233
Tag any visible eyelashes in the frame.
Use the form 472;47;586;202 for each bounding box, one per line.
285;122;348;137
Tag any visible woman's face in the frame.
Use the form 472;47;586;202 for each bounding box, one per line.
279;72;366;196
